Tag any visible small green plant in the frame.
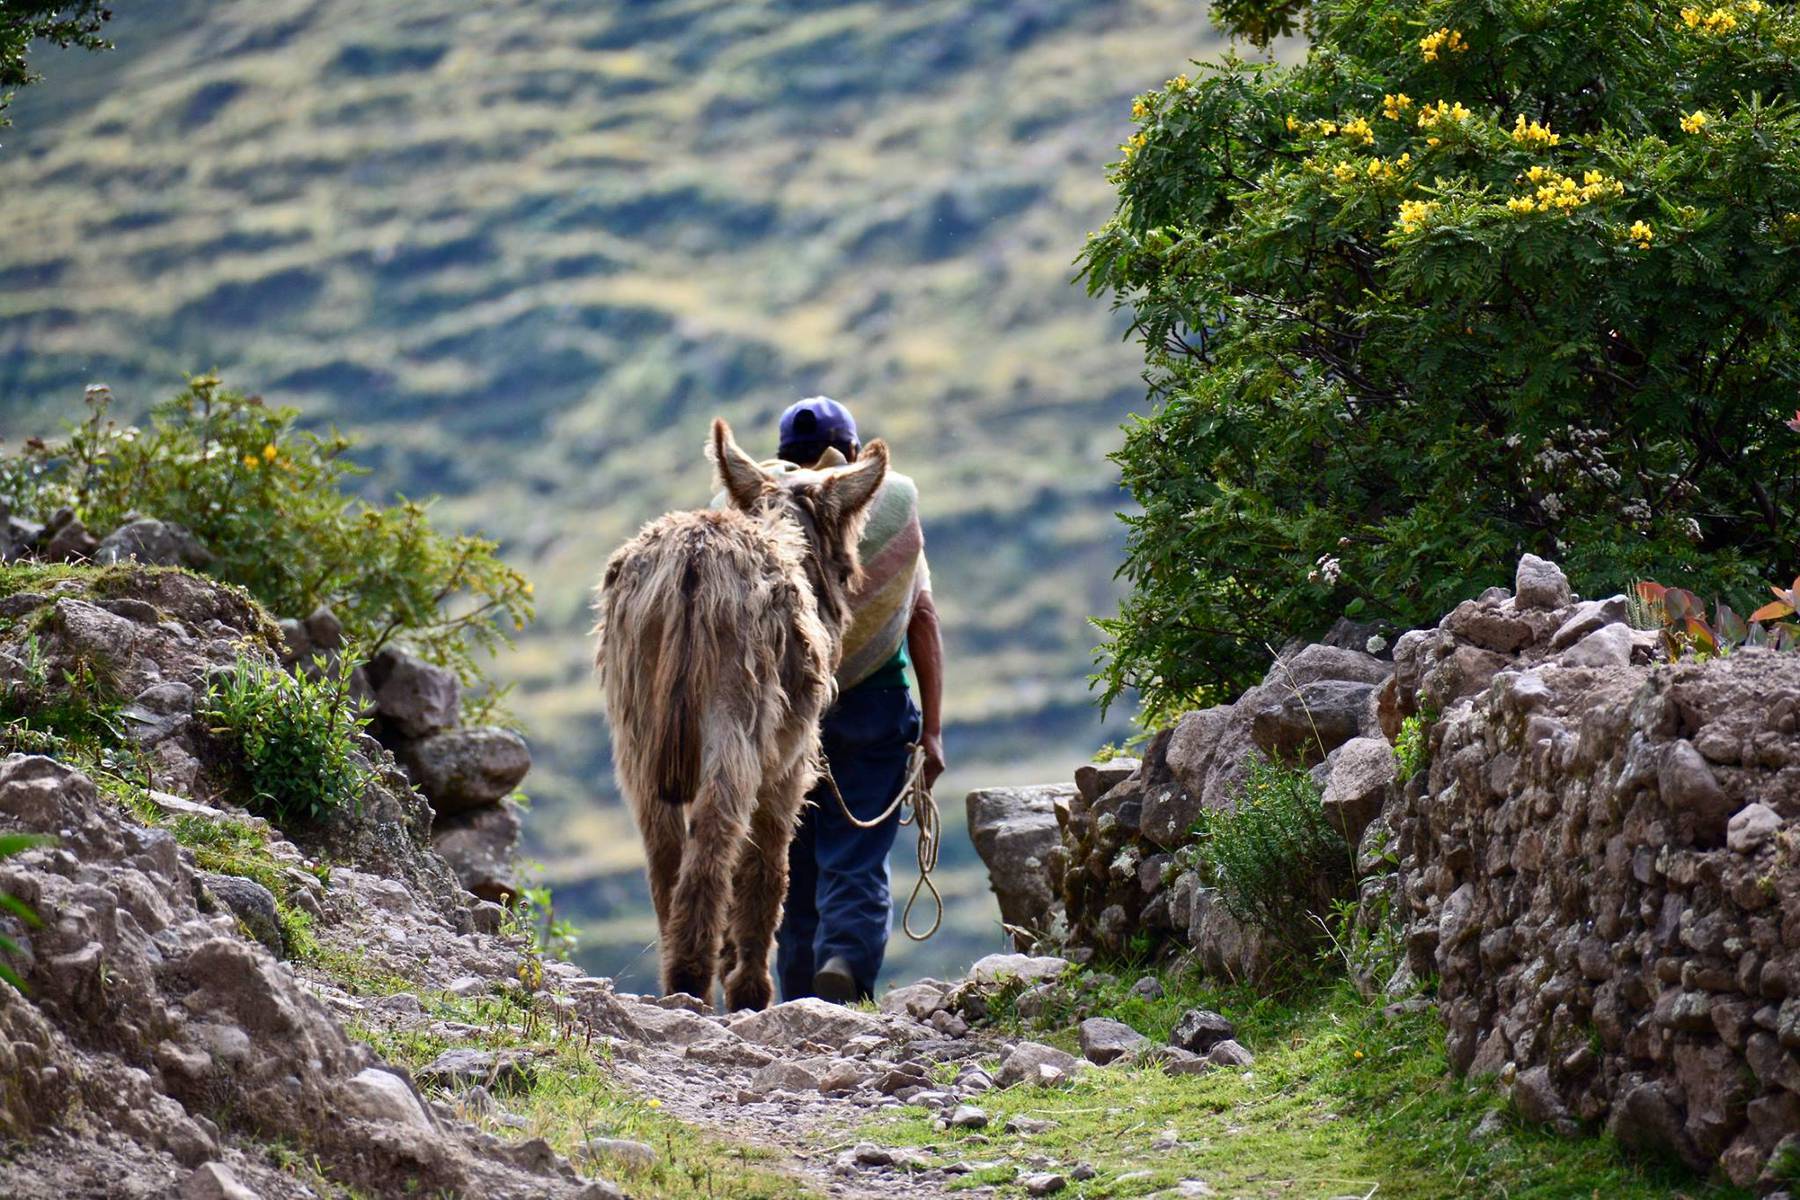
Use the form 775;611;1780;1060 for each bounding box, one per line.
1393;715;1429;784
1191;757;1352;965
201;655;373;826
506;876;580;963
1634;578;1800;659
0;832;52;990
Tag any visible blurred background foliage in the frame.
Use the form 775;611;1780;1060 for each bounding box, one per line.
0;0;1252;987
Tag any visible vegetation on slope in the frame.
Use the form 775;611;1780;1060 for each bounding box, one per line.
1087;0;1800;718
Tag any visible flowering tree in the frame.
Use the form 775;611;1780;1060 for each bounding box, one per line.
1083;0;1800;720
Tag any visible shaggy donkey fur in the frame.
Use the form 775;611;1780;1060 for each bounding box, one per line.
593;419;888;1009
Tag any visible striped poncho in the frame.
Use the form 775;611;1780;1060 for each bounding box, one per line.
717;451;930;691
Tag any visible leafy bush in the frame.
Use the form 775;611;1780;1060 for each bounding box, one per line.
1634;576;1800;657
1083;0;1800;715
1;378;533;698
1191;757;1352;961
0;832;50;990
201;656;373;826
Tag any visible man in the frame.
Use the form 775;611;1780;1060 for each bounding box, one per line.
767;396;945;1003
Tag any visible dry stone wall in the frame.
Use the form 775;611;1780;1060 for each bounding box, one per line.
968;555;1800;1189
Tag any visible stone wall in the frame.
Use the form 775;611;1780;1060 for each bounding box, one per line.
968;555;1800;1189
1384;559;1800;1190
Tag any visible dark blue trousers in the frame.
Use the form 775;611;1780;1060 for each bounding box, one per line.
776;684;921;1002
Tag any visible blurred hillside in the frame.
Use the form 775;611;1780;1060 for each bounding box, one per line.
0;0;1228;987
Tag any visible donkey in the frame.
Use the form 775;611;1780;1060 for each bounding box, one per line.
593;418;888;1010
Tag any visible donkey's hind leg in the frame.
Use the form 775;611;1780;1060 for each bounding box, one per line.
723;768;808;1012
632;797;686;974
663;767;753;1004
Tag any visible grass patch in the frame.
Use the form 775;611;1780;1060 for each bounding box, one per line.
872;969;1751;1200
354;988;805;1200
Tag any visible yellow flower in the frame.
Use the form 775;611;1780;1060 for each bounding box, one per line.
242;455;259;469
261;442;278;461
1527;165;1549;182
1396;152;1412;167
1426;135;1441;147
1333;162;1358;182
1169;73;1190;91
1680;109;1709;134
1419;27;1468;61
1354;1050;1365;1059
1628;219;1654;248
1132;99;1149;120
1382;92;1413;120
1396;198;1439;232
647;1098;663;1109
1341;116;1375;145
1286;114;1300;131
1583;170;1605;186
1506;196;1537;213
1319;120;1338;136
1511;114;1560;147
1121;132;1149;158
1681;5;1702;25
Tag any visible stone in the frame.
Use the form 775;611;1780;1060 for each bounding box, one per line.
1558;623;1633;669
749;1059;823;1094
1515;554;1571;610
1206;1039;1255;1067
1551;596;1629;650
1512;1065;1571;1127
180;1163;259;1200
1075;758;1140;804
880;979;950;1020
1004;1116;1054;1134
1169;1008;1235;1054
94;518;212;568
1022;1173;1067;1195
1158;1047;1212;1076
1728;803;1781;854
1321;736;1397;843
1658;739;1733;845
338;1067;433;1130
196;872;284;957
1128;975;1165;1001
45;517;98;562
397;726;532;814
818;1059;867;1094
966;954;1070;987
965;784;1070;941
946;1104;989;1129
584;1138;657;1170
416;1048;537;1096
118;681;196;746
994;1041;1086;1088
1608;1080;1691;1161
366;646;462;739
1078;1017;1149;1065
1250;680;1377;763
431;800;522;903
727;997;888;1048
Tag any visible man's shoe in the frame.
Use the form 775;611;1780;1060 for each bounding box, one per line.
813;956;858;1004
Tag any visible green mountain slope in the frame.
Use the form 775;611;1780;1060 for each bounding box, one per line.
0;0;1227;986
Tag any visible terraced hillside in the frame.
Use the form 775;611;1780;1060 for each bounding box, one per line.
0;0;1236;985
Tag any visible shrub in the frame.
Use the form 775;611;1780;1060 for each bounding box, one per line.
1191;756;1352;962
1634;576;1800;657
1393;714;1429;783
1;378;534;700
1083;0;1800;715
201;656;373;826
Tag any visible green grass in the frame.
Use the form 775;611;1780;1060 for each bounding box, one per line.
870;969;1752;1200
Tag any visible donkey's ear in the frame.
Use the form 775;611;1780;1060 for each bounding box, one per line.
821;437;888;523
711;418;768;510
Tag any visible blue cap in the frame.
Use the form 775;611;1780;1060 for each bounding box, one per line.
777;396;858;461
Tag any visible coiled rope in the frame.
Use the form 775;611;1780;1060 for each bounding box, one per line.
818;742;942;940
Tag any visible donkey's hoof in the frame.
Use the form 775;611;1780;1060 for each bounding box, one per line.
724;968;774;1013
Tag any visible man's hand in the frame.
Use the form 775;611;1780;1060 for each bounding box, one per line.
920;729;946;789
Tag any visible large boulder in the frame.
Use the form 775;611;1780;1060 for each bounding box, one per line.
966;784;1070;942
1320;737;1397;844
432;800;523;903
397;727;531;814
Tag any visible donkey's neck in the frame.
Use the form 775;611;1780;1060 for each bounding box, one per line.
756;503;854;648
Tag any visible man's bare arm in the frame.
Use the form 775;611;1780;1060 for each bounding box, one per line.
907;589;946;786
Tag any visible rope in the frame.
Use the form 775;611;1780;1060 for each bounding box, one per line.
817;742;942;940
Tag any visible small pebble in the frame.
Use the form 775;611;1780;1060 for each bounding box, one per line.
1022;1173;1067;1196
946;1103;989;1129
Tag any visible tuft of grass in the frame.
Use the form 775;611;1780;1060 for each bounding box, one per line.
874;968;1751;1200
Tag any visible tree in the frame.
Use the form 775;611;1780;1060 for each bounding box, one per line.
1082;0;1800;722
2;3;114;124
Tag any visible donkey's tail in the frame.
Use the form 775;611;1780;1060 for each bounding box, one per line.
596;531;717;809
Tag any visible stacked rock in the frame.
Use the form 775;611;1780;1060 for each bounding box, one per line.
356;647;531;904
